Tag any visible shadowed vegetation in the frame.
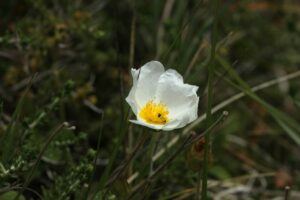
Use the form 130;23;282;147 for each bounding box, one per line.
0;0;300;199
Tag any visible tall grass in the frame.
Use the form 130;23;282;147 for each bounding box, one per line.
0;0;300;199
200;0;220;199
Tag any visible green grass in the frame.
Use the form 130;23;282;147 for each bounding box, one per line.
1;0;300;199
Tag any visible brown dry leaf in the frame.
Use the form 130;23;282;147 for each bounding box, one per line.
185;138;213;171
274;168;293;188
245;2;275;12
230;2;275;12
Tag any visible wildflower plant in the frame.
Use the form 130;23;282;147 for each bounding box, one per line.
126;61;199;131
0;0;300;199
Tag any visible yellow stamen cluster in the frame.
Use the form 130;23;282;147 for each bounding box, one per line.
139;100;169;125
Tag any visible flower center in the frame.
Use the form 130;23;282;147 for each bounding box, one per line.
139;100;169;125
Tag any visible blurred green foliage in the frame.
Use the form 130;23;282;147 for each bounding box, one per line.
0;0;300;199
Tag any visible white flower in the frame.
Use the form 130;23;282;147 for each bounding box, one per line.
126;61;199;131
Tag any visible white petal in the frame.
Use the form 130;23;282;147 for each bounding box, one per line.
164;69;183;83
162;118;188;131
155;70;199;130
125;68;140;115
130;119;164;130
162;96;199;130
134;61;165;107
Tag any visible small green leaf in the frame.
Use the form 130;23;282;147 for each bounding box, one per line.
0;191;25;200
209;165;231;180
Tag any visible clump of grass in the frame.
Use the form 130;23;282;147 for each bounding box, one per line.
1;0;300;199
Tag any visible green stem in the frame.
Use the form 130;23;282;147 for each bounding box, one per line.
128;13;136;177
83;110;104;199
200;0;219;199
149;131;160;176
105;129;148;187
